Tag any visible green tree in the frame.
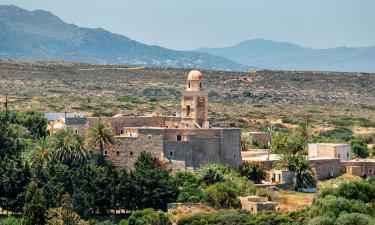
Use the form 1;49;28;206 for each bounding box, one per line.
28;137;52;166
50;129;92;166
237;162;266;184
270;132;306;155
18;110;48;139
196;164;231;185
334;213;373;225
117;168;136;211
23;181;46;225
46;193;87;225
87;121;114;165
204;181;240;208
0;156;31;213
132;152;177;210
276;154;317;190
127;208;171;225
350;139;369;158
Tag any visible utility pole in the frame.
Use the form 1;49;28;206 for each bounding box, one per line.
4;92;9;124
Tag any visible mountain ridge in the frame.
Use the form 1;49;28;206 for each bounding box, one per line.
0;5;246;71
196;39;375;72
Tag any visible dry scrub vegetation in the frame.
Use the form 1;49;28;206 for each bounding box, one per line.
0;61;374;134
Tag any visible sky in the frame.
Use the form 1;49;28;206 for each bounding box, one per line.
0;0;374;50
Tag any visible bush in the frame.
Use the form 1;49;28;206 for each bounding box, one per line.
237;162;266;184
204;181;240;208
196;164;231;185
127;208;171;225
350;139;369;158
318;127;354;142
0;218;23;225
270;133;306;154
306;216;334;225
335;213;373;225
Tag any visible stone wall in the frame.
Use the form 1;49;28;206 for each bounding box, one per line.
309;158;341;180
341;160;375;178
105;128;164;169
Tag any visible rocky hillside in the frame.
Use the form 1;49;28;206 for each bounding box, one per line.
0;5;245;71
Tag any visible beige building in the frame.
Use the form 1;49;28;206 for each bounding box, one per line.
308;143;352;161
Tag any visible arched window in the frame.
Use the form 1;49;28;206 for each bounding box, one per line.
186;105;191;116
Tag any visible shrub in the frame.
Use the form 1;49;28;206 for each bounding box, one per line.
196;164;231;185
350;139;369;158
0;218;23;225
334;213;373;225
237;162;266;184
127;208;171;225
204;181;240;208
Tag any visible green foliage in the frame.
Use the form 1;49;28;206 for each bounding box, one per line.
47;193;87;225
87;121;114;165
237;162;266;184
204;181;240;208
318;127;354;142
175;171;204;203
50;129;92;166
321;181;375;203
350;139;369;158
127;208;171;225
0;156;31;213
306;216;334;225
270;132;306;155
0;217;23;225
132;152;178;210
23;181;46;225
196;164;231;185
334;213;374;225
117;95;145;104
177;210;306;225
275;154;317;190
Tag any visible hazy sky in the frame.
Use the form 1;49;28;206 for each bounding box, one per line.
1;0;374;50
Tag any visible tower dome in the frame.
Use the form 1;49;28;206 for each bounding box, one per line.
187;70;203;81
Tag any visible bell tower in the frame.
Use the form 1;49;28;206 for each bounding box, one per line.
181;70;209;128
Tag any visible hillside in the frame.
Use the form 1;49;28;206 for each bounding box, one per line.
1;61;374;136
197;39;375;72
0;5;245;71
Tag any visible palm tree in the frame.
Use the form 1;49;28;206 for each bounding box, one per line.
87;121;114;165
33;136;52;165
278;154;317;190
50;128;92;166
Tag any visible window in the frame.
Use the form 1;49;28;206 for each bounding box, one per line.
116;151;120;156
188;82;191;88
170;151;173;156
347;152;349;158
337;153;341;159
177;135;182;141
199;82;202;89
130;151;134;156
186;105;191;116
104;151;107;155
75;129;78;134
369;169;373;174
147;135;152;141
233;154;236;158
278;174;281;182
120;129;124;134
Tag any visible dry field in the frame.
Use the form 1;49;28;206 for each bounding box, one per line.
0;60;374;134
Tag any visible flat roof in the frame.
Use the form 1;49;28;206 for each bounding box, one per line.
308;143;349;146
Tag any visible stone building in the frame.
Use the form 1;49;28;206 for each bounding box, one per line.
49;70;241;170
239;195;277;213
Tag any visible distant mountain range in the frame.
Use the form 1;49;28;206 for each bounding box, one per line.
0;5;245;71
197;39;375;72
1;5;374;72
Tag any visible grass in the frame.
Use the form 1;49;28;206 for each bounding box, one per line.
276;190;316;212
317;174;363;190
